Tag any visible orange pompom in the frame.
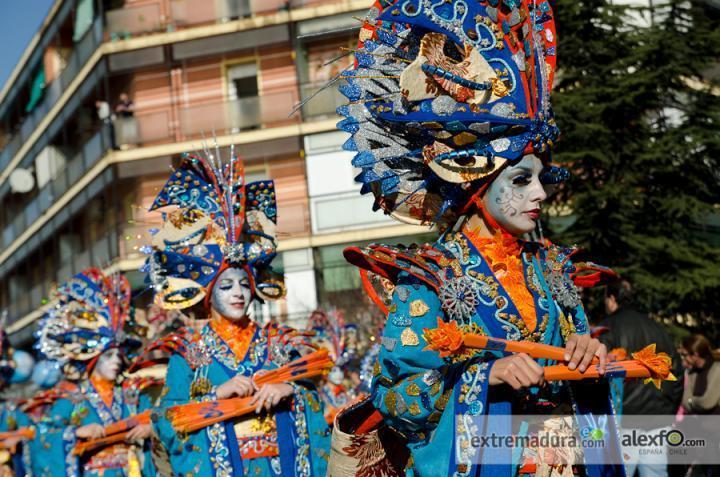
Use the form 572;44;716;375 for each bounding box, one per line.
423;318;465;358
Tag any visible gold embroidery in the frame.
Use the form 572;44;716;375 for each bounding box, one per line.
406;383;421;396
409;299;430;317
373;360;381;377
430;381;441;396
249;414;276;434
385;390;398;417
408;402;422;416
435;389;452;411
401;327;420;346
376;375;393;388
372;251;393;262
428;411;442;423
190;377;212;398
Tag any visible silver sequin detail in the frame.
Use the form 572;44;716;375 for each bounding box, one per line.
469;122;491;134
491;102;516;118
490;138;511;153
431;96;458;116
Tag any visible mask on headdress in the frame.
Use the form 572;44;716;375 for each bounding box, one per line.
338;0;567;226
35;268;137;380
146;146;285;310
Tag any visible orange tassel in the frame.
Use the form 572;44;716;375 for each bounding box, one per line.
631;344;677;389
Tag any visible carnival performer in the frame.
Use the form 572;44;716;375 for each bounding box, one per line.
330;1;628;475
35;269;156;477
0;321;32;477
21;381;83;477
149;146;330;477
306;310;358;423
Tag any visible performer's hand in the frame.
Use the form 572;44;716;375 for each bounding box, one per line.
251;383;294;414
125;423;153;442
489;353;545;389
2;436;22;452
216;375;255;399
76;423;106;439
564;333;607;375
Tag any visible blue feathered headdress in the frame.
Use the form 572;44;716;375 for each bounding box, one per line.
337;0;567;225
35;268;136;380
146;144;284;309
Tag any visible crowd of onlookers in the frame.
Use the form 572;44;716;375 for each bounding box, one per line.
598;280;719;477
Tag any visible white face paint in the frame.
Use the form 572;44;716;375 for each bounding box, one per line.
482;155;547;236
328;366;344;385
93;348;122;382
210;267;253;322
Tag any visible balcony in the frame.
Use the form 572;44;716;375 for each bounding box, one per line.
0;17;104;174
0;89;302;253
0;125;112;249
116;90;300;147
105;0;361;39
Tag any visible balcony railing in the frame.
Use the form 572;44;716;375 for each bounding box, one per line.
0;17;104;173
0;125;113;250
1;89;300;252
116;90;299;147
106;0;359;39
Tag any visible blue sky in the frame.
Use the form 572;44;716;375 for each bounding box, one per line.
0;0;56;92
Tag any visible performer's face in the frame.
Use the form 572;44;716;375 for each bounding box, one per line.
482;154;547;236
329;366;344;385
210;267;253;322
94;348;121;382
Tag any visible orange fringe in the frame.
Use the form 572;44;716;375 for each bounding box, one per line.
466;231;537;331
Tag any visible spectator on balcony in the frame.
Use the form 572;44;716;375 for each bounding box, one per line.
113;93;138;148
114;92;134;118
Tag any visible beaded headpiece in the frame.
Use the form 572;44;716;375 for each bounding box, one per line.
337;0;566;225
307;310;358;367
35;268;136;380
146;144;284;309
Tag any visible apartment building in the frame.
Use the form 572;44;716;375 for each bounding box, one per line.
0;0;433;346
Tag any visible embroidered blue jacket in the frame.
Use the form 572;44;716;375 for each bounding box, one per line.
47;381;156;477
361;232;626;477
154;322;331;477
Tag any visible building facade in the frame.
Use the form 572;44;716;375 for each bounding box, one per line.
0;0;433;346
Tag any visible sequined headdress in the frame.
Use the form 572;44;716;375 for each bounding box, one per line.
337;0;566;226
307;310;358;367
35;268;136;380
146;144;284;310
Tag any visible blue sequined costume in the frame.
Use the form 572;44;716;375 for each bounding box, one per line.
146;147;330;477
